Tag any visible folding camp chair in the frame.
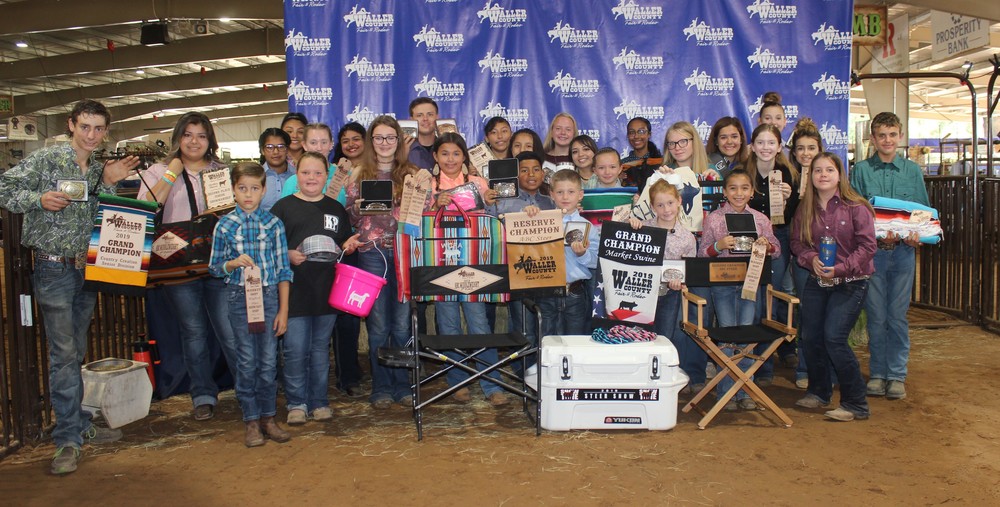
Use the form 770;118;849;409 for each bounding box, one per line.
379;298;543;441
680;257;799;429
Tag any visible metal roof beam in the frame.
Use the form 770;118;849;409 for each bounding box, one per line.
7;63;285;116
108;87;287;122
0;0;282;36
109;101;289;141
0;28;284;80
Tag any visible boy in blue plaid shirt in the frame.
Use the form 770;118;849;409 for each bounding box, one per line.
209;162;293;447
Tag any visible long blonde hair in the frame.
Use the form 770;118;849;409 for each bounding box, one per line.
542;112;578;153
796;152;874;247
663;121;709;176
355;115;418;202
745;123;798;192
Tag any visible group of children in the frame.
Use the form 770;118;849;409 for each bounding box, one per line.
204;105;917;446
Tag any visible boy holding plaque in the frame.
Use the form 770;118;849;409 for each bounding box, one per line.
545;170;599;338
209;162;293;448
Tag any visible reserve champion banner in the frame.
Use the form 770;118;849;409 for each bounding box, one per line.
285;0;852;158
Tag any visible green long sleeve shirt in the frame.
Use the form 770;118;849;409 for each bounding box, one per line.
849;153;929;206
0;144;117;257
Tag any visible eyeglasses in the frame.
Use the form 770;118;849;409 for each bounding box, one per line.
263;144;287;152
665;138;694;150
373;135;399;144
627;129;649;136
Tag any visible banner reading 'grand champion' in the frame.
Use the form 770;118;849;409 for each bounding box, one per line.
285;0;852;158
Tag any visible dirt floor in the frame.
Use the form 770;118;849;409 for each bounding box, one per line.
1;308;999;506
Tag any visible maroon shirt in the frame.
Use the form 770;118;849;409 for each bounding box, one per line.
790;191;876;278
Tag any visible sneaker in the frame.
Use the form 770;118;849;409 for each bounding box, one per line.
192;404;214;421
398;395;414;408
825;407;869;422
795;394;830;409
886;380;906;400
795;378;809;390
82;425;122;445
866;378;887;396
681;383;706;396
286;408;307;425
723;399;739;412
50;447;81;475
755;377;773;388
705;364;718;378
344;385;365;398
487;392;510;407
738;398;758;411
371;398;393;410
311;407;334;421
453;387;471;403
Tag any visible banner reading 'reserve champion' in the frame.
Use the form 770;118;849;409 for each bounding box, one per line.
285;1;852;160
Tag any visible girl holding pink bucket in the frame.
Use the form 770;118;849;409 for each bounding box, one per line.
271;152;360;426
345;116;425;410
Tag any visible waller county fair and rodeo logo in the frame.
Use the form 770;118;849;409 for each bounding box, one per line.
692;118;712;142
683;68;735;97
746;46;798;74
613;100;664;121
284;30;330;57
412;25;464;52
413;74;466;102
748;95;799;121
548;70;600;98
612;47;663;75
746;0;797;24
344;54;395;82
342;5;393;33
478;51;528;78
345;105;394;128
811;22;853;51
812;73;851;100
547;21;599;49
683;18;734;46
611;0;662;26
287;79;332;106
479;102;529;127
476;2;527;28
819;122;850;148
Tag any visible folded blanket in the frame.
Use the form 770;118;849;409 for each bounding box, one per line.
871;196;943;244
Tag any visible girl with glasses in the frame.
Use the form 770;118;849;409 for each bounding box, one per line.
621;117;663;190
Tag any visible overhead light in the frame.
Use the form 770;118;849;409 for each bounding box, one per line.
15;41;28;48
962;61;973;70
136;69;145;74
140;22;169;46
219;18;232;23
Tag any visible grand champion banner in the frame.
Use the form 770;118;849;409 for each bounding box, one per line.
84;194;159;296
504;209;566;299
285;0;852;160
592;221;666;329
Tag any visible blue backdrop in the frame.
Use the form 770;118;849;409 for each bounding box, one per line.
284;0;852;157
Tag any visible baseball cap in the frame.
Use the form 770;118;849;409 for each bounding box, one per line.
299;235;341;262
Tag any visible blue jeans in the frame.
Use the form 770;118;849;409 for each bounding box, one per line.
34;260;97;449
684;286;713;385
791;261;810;381
161;277;238;408
658;289;705;385
358;249;411;402
865;246;915;382
436;301;503;396
228;284;279;422
755;227;792;380
801;278;870;417
711;285;758;400
538;286;592;338
283;313;337;412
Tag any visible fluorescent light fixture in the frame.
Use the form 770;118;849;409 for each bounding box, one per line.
962;61;973;70
219;18;232;23
15;41;28;48
136;69;145;74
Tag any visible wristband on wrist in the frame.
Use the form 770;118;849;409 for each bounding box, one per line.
164;170;177;179
222;261;231;275
161;176;175;187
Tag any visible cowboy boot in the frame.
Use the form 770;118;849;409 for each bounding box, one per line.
261;416;291;443
245;420;265;448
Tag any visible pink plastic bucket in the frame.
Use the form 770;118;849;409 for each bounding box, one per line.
328;247;387;317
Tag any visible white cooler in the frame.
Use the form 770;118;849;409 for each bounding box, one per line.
526;335;688;431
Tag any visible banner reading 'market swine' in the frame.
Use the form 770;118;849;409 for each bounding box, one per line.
593;221;666;330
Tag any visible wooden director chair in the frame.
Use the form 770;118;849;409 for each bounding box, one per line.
379;296;543;441
680;257;799;429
